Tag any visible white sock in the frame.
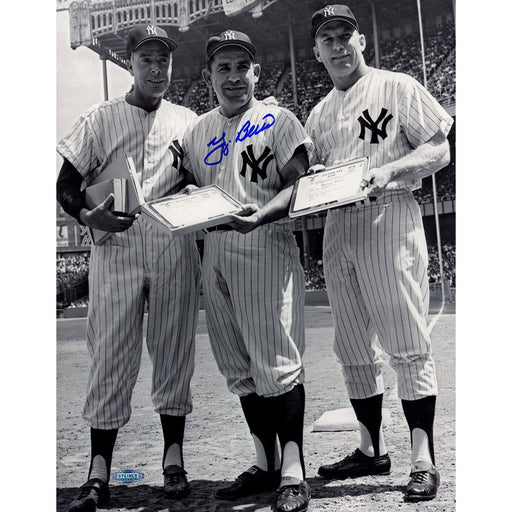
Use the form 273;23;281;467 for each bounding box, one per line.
163;443;183;468
358;422;387;457
252;434;280;472
280;441;303;485
88;455;108;482
253;434;268;471
411;428;433;469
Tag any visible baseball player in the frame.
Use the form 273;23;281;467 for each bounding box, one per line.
181;30;313;512
56;25;201;512
304;5;453;502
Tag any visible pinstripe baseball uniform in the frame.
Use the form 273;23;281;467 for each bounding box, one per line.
305;68;453;401
182;102;313;397
57;96;201;429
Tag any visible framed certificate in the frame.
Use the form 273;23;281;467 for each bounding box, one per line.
142;185;243;234
289;157;369;218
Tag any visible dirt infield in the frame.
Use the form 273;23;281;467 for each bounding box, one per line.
57;304;455;512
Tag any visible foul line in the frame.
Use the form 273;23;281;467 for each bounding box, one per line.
427;298;445;334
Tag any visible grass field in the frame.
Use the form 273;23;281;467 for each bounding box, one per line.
57;301;455;512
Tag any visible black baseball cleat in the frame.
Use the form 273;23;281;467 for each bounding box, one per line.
274;480;311;512
404;466;440;501
163;465;191;499
215;465;281;500
318;448;391;480
67;478;109;512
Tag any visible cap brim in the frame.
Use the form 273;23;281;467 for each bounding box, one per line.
207;41;256;60
311;17;358;38
133;36;177;53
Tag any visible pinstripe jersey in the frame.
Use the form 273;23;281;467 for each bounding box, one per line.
182;102;313;222
57;96;201;429
305;67;453;190
57;96;196;199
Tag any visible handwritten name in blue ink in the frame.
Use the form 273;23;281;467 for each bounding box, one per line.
204;113;276;166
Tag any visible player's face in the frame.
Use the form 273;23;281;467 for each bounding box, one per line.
314;21;366;84
203;48;260;114
129;41;172;101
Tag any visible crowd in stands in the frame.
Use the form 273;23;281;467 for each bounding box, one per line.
427;242;456;287
57;255;89;292
412;164;455;204
304;259;326;290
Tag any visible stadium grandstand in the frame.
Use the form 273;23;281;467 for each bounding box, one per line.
56;0;456;313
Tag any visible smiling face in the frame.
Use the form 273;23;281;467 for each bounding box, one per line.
203;48;260;117
128;40;172;107
313;20;368;89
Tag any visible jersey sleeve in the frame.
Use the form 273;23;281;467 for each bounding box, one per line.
272;108;314;174
398;76;453;148
181;117;199;176
304;110;322;167
56;108;102;179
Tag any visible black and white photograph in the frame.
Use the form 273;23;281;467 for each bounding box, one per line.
53;1;460;511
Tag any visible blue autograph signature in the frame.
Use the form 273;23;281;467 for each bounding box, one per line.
204;113;276;166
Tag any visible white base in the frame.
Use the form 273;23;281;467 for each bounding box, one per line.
312;407;392;432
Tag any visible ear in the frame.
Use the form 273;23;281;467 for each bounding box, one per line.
313;45;322;63
359;33;366;51
127;57;134;77
202;68;212;87
253;63;261;83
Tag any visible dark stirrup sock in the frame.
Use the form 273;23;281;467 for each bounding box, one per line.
402;395;436;465
270;384;306;478
89;428;119;481
160;415;186;468
350;393;384;457
240;393;278;472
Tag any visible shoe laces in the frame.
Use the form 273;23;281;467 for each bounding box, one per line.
165;473;183;484
410;471;429;484
77;486;99;500
341;450;361;463
279;485;301;499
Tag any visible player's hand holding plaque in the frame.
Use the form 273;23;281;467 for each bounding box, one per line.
142;185;243;235
289;157;369;218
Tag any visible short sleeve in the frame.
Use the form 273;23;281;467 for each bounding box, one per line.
272;108;314;173
399;76;453;148
56;109;101;179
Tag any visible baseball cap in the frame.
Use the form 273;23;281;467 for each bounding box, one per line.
310;4;359;38
125;24;177;58
206;30;256;61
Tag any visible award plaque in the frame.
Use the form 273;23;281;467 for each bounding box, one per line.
142;185;243;234
289;157;370;218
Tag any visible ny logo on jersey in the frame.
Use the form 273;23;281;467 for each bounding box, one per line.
323;6;335;16
146;25;158;35
223;30;236;40
240;144;274;183
357;108;393;144
168;139;184;169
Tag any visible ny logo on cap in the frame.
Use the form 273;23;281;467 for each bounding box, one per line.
323;6;335;16
146;25;158;35
224;30;236;40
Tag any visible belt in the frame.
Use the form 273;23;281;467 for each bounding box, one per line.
336;196;378;210
203;223;234;233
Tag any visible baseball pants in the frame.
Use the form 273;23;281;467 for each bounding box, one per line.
203;224;306;398
323;190;438;401
83;217;201;430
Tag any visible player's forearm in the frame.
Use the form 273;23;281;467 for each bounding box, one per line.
56;159;88;224
380;132;450;183
255;184;295;225
256;149;308;225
